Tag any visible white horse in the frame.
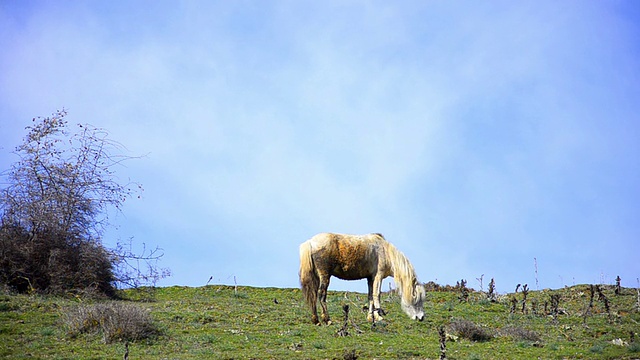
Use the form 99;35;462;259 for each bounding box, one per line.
299;233;425;324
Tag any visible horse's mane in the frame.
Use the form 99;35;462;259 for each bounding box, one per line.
381;238;420;305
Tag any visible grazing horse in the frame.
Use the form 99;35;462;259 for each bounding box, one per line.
299;233;425;324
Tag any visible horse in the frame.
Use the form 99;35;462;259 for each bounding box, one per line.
299;232;425;325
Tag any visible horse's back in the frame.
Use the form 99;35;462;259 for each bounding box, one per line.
307;232;385;246
305;233;387;280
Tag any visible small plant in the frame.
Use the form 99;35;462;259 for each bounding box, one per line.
442;300;455;312
312;342;326;349
342;349;358;360
233;292;248;299
449;319;493;342
589;343;605;353
501;325;541;342
64;302;160;343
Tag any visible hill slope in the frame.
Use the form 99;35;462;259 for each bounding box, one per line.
1;284;639;359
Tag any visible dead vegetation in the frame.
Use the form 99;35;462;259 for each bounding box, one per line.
63;302;160;343
448;319;493;342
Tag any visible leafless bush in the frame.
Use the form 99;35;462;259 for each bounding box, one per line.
0;111;168;295
457;279;469;302
424;281;450;292
64;302;160;343
449;319;493;342
500;325;541;342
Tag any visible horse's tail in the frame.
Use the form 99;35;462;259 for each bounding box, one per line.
299;240;319;310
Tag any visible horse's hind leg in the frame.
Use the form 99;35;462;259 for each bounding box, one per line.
318;275;331;324
310;297;319;325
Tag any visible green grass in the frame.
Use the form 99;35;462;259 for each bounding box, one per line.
0;284;638;359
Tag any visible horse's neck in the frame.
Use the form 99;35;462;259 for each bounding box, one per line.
386;244;415;289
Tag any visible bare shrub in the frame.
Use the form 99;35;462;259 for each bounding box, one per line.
0;111;168;295
424;281;444;292
449;319;493;342
64;302;159;343
487;278;497;302
500;325;541;342
457;279;469;302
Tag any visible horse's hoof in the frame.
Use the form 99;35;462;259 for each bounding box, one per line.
368;311;384;322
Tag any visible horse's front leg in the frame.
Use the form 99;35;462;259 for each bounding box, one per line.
371;275;384;321
366;277;375;322
318;275;332;325
367;276;384;322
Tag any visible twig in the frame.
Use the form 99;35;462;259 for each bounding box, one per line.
595;285;611;319
457;279;468;302
521;284;529;314
488;278;496;302
510;297;517;314
476;274;484;292
550;294;560;322
583;285;595;323
534;257;539;291
234;276;238;296
336;305;350;337
123;341;129;360
636;278;640;311
438;326;447;360
335;304;363;337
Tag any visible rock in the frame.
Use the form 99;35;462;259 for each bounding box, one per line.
611;338;628;346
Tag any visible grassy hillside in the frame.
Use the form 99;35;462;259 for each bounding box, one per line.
1;283;639;359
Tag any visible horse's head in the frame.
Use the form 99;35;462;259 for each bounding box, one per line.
401;283;425;321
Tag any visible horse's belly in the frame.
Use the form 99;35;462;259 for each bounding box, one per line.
332;266;370;280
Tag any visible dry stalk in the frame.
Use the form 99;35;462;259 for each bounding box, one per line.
438;326;447;360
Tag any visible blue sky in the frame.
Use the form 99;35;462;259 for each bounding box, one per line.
1;1;639;293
